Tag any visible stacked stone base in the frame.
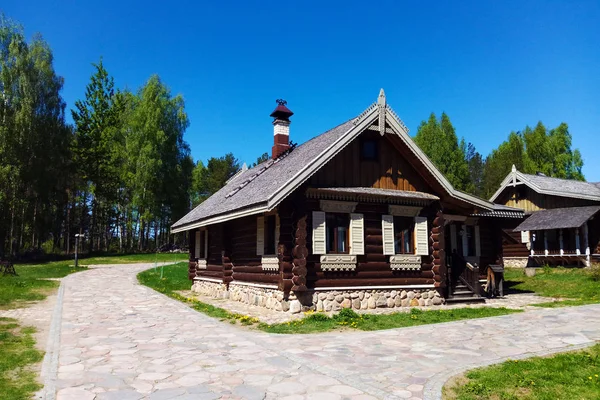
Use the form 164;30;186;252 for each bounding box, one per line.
503;257;529;268
192;278;445;314
310;289;444;312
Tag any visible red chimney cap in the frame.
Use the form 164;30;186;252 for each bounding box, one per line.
270;99;293;121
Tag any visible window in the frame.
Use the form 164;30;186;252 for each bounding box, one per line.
256;215;279;255
195;229;208;260
361;139;378;161
326;213;350;253
264;215;277;255
465;225;476;257
393;216;414;254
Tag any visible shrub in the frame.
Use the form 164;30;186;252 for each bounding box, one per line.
305;313;330;322
334;308;360;323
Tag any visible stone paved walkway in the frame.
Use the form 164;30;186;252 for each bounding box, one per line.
48;264;600;400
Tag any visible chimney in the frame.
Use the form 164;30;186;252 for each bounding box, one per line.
270;99;293;159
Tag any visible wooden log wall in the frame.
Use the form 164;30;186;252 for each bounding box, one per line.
227;215;280;285
304;199;437;288
292;215;308;291
309;130;430;192
196;224;225;281
277;199;295;293
430;210;445;292
502;186;597;212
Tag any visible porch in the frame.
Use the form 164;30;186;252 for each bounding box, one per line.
514;205;600;267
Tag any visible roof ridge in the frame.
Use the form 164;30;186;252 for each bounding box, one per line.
522;173;595;185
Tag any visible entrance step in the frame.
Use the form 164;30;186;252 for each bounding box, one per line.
446;296;486;304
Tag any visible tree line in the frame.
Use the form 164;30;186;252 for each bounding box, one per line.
0;16;239;256
0;15;586;257
414;113;585;198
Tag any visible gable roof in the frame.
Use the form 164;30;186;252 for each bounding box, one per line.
172;90;500;233
490;166;600;203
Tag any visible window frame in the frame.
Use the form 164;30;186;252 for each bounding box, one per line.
360;138;379;162
194;228;208;263
326;213;350;254
393;216;415;255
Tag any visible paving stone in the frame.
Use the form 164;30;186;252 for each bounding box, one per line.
233;384;267;400
95;389;144;400
42;263;600;400
56;387;95;400
147;388;187;399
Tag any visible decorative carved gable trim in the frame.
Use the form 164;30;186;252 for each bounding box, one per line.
320;200;357;214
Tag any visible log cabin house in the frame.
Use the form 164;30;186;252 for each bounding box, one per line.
490;165;600;267
171;90;524;312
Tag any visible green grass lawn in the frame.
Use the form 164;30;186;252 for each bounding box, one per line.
504;267;600;307
77;252;188;265
0;261;87;310
1;253;187;310
0;318;44;400
138;262;521;334
443;343;600;400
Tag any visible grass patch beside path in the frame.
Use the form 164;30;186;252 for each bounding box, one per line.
0;261;87;309
138;263;521;334
78;252;188;265
0;318;44;400
504;267;600;307
1;253;186;309
443;343;600;400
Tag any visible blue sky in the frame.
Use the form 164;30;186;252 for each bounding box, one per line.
4;0;600;181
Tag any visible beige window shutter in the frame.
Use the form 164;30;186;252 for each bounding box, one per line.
475;225;481;257
350;213;365;255
312;211;326;255
275;214;280;253
256;216;265;256
414;216;429;256
195;230;201;259
382;215;395;255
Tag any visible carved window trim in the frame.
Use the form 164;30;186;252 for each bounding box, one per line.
389;255;421;271
196;259;208;270
319;200;357;214
320;255;357;271
261;255;280;271
388;205;422;217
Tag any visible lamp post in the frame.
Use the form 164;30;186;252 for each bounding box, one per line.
74;234;84;268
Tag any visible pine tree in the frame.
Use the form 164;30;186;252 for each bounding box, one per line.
414;112;471;192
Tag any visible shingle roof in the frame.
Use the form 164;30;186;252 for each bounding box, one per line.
520;173;600;199
171;120;355;230
513;205;600;231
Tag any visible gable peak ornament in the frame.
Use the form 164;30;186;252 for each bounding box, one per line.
377;88;386;135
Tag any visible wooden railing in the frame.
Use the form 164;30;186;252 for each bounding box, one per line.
448;252;480;297
460;262;480;296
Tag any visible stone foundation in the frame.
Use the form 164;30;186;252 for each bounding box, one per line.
503;257;529;268
192;278;444;314
191;279;228;299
